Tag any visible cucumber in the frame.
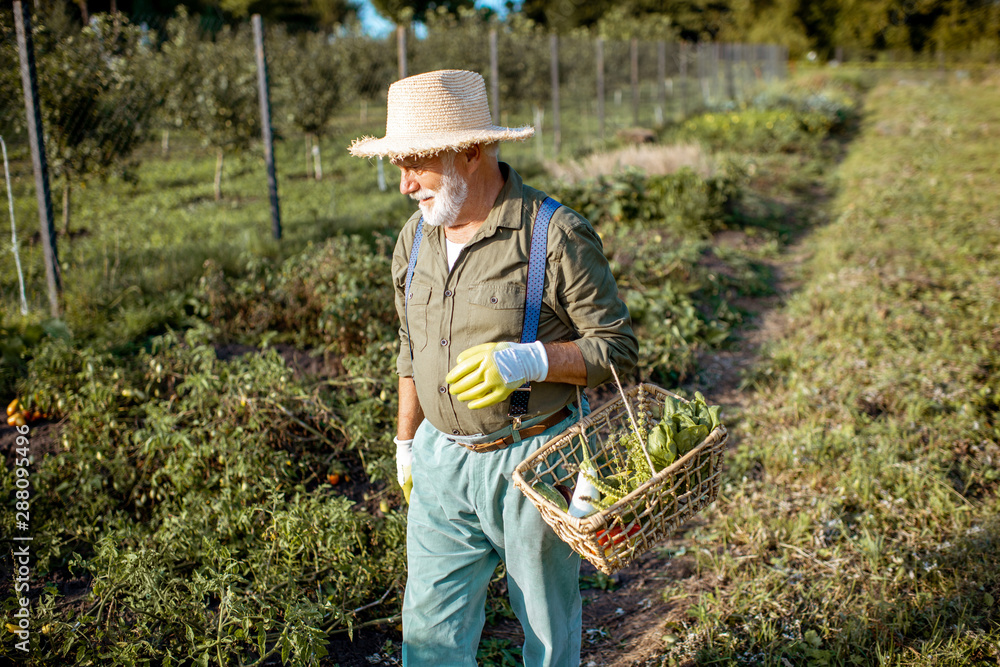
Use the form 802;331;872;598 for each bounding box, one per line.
533;481;569;512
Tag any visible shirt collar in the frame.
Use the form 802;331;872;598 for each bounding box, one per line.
475;162;524;239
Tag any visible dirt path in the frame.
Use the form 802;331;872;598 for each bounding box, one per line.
567;210;820;667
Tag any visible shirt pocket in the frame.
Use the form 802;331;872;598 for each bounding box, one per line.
464;283;527;343
405;282;433;353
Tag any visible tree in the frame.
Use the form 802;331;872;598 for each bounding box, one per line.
721;0;813;58
34;12;156;235
519;0;730;40
217;0;360;31
369;0;474;24
270;27;345;180
159;10;259;200
0;9;24;143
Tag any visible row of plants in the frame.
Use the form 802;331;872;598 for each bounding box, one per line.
656;78;1000;664
3;324;404;664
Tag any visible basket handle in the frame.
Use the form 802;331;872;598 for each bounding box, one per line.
610;365;657;475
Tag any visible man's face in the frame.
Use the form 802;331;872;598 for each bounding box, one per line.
393;152;468;227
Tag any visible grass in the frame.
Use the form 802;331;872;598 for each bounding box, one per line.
652;76;1000;665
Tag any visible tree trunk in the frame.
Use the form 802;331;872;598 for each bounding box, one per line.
305;134;313;179
214;148;224;201
161;129;169;156
62;179;70;236
312;135;322;181
76;1;89;24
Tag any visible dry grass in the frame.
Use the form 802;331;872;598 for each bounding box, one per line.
546;143;711;183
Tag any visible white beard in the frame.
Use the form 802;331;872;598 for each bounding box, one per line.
411;163;468;228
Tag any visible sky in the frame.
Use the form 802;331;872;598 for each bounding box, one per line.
357;0;512;38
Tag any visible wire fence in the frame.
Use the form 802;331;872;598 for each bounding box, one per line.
0;5;790;313
0;7;789;174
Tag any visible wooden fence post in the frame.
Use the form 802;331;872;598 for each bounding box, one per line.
397;25;407;79
252;14;281;241
14;0;60;316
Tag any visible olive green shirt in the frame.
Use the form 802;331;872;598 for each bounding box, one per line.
392;163;637;437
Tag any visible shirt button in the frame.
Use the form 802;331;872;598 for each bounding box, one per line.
440;339;448;346
439;386;447;394
490;296;499;304
444;289;453;297
452;429;460;435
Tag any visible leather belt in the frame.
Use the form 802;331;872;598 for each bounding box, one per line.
456;407;572;454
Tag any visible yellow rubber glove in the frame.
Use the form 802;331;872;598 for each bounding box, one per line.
445;341;549;409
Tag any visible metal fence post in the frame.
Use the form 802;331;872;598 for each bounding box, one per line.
656;40;666;125
252;14;281;241
679;41;689;117
596;37;605;142
550;33;561;157
630;37;640;126
14;0;61;316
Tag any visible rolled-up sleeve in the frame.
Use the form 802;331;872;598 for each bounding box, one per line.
550;210;638;387
392;215;420;378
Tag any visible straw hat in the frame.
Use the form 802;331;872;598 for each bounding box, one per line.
349;69;534;160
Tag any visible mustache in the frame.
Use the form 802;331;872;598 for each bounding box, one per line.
410;189;435;202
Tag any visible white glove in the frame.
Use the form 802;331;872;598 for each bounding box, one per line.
494;341;549;385
394;436;413;503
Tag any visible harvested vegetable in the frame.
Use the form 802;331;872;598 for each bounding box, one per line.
568;459;600;518
582;391;722;514
533;481;569;512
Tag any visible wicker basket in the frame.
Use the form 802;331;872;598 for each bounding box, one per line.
512;383;727;575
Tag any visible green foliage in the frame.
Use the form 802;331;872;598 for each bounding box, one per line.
0;11;23;142
270;27;345;137
587;392;721;512
158;12;259;155
370;0;474;24
477;637;523;666
553;165;745;237
549;163;755;382
657;79;1000;666
35;15;155;182
671;82;857;156
195;234;397;356
0;317;70;397
2;325;404;664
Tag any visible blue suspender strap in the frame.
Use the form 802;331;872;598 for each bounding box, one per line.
509;196;561;417
404;218;425;363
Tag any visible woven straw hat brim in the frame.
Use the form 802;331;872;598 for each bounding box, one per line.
349;125;534;160
349;69;534;160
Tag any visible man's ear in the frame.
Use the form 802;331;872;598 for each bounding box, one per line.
461;144;483;175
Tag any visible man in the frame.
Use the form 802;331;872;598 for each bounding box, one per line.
349;69;637;666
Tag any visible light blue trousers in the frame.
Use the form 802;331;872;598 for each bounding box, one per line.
402;406;585;667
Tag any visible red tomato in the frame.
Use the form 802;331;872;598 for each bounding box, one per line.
596;521;641;548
